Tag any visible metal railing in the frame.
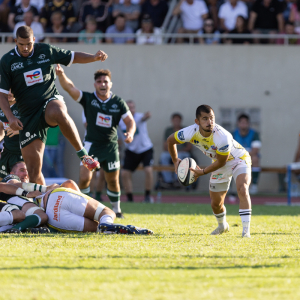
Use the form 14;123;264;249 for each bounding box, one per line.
1;32;300;45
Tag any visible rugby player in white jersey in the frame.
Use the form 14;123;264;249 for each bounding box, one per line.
167;105;252;237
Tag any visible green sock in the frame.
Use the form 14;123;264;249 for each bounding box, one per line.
107;188;121;213
76;148;88;161
96;191;102;202
12;214;41;232
80;187;90;195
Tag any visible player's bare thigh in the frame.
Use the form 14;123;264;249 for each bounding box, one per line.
44;99;68;127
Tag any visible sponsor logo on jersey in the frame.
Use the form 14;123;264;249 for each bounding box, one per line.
37;59;50;64
178;131;184;141
203;145;209;150
27;59;33;65
91;100;100;109
11;62;24;71
109;104;119;112
21;133;37;146
2;166;5;170
12;110;18;116
108;161;120;170
211;145;217;150
219;144;229;151
53;195;63;222
209;184;215;189
112;104;118;108
10;53;14;55
38;54;46;59
23;68;43;86
193;140;199;144
96;112;112;128
3;122;9;130
0;111;4;117
211;174;223;180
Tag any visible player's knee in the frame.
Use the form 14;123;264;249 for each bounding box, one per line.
11;210;26;223
61;179;78;190
211;201;223;211
100;207;116;220
237;183;249;197
107;177;119;189
25;206;48;224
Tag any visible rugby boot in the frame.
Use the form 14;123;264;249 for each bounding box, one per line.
99;223;130;234
242;227;251;238
82;155;100;172
3;228;21;234
126;225;154;235
210;222;230;235
30;227;50;234
116;212;125;219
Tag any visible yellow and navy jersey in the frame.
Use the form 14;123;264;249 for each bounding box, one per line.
174;123;250;163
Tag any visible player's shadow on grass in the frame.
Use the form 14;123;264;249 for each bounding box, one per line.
120;203;300;216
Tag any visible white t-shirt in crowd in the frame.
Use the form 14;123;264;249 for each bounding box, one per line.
14;21;44;42
15;0;45;12
218;1;248;31
119;112;153;154
180;0;208;30
136;27;163;45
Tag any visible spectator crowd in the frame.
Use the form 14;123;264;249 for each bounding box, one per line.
0;0;299;44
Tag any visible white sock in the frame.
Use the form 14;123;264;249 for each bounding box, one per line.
239;209;252;234
110;201;121;213
99;215;114;224
213;207;227;227
80;187;90;194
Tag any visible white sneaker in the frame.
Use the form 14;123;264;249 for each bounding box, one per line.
210;222;230;235
249;184;258;195
242;227;251;238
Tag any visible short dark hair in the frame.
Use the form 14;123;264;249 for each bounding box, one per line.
16;25;33;39
115;13;126;20
171;113;182;120
196;105;213;119
238;113;250;122
10;161;24;173
285;20;294;26
94;69;112;81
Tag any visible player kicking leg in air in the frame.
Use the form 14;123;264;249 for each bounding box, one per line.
0;26;108;185
167;105;252;238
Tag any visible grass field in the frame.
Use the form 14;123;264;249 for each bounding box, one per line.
0;202;300;300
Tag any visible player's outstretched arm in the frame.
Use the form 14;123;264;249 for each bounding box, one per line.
55;64;81;101
167;134;182;173
0;182;42;198
123;113;136;143
73;50;108;64
0;93;23;131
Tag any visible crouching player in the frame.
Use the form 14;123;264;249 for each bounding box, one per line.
36;181;153;234
0;182;48;233
167;105;252;238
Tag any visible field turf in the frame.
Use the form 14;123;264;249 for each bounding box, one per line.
0;203;299;300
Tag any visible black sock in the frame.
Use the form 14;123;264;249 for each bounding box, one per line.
145;190;150;197
127;193;133;202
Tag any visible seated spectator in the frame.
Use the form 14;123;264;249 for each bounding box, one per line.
173;0;208;44
248;0;284;44
106;13;134;43
113;0;140;31
46;11;69;43
15;0;45;13
8;0;39;31
119;100;154;203
277;20;300;44
160;113;192;187
232;114;261;194
207;0;220;29
136;14;162;44
79;0;110;33
218;0;248;33
0;0;10;30
79;16;102;44
141;0;168;28
13;9;44;42
289;0;300;33
40;0;76;30
227;15;251;44
198;18;220;44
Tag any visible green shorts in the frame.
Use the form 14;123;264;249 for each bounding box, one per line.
0;149;23;178
82;141;120;173
19;95;64;149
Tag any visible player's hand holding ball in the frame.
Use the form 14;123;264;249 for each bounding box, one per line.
124;132;134;143
174;158;182;174
189;165;205;180
94;50;108;62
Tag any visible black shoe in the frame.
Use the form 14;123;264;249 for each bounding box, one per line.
99;223;130;234
30;227;50;234
116;212;125;219
3;228;21;234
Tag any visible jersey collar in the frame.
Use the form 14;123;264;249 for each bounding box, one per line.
94;91;113;103
14;45;35;58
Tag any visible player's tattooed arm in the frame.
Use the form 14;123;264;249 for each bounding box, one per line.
73;50;108;63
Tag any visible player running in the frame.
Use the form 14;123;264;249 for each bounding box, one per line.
0;91;23;181
0;25;108;185
55;65;136;218
167;105;252;238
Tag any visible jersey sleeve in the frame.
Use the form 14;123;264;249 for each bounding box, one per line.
215;133;231;156
0;58;11;94
77;91;88;107
49;44;74;67
174;125;196;144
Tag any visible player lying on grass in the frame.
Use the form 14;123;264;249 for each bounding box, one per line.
0;182;48;234
167;105;252;237
35;180;153;234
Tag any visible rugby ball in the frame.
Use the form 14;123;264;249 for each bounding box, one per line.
177;158;197;186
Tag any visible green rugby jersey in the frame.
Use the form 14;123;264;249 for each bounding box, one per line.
0;103;21;154
0;43;73;116
78;91;129;145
